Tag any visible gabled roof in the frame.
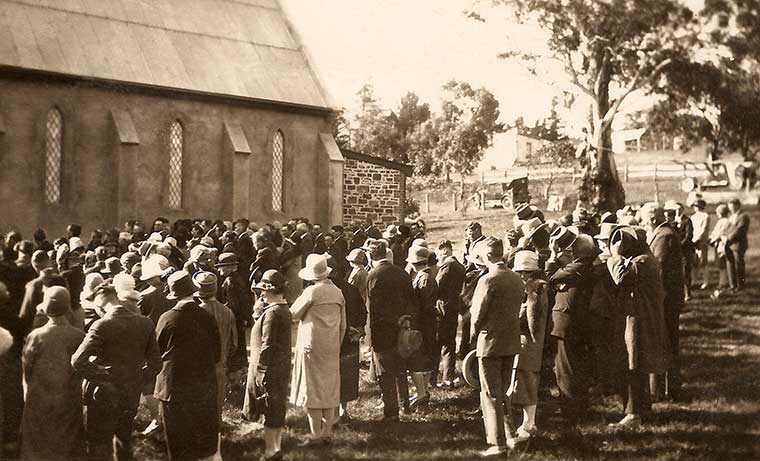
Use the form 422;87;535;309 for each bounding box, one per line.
0;0;331;110
341;149;414;176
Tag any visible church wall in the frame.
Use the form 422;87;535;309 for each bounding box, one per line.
0;77;333;237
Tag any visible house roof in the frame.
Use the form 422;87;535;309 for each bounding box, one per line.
612;128;647;142
341;149;414;176
0;0;331;110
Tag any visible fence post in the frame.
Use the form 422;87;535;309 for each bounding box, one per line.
682;164;687;178
451;192;457;212
425;193;430;213
624;164;629;182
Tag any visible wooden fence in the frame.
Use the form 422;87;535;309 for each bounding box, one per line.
470;163;712;184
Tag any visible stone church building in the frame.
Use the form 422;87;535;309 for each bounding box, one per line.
0;0;351;236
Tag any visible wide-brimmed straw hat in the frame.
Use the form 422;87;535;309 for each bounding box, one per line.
406;246;430;264
298;254;331;281
513;250;540;272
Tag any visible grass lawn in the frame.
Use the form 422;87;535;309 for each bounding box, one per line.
134;206;760;460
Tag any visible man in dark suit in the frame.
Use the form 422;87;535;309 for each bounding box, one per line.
470;237;523;457
154;271;221;461
548;233;596;424
71;283;161;460
312;224;327;254
726;198;750;290
366;239;416;420
328;226;349;279
349;224;367;251
646;204;684;401
249;231;279;285
433;240;466;387
363;218;383;240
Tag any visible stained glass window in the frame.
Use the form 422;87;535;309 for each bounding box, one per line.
44;108;63;204
168;120;184;209
272;130;284;212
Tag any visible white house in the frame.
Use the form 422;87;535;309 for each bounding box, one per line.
477;128;549;171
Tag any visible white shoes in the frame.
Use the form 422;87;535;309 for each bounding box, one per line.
477;445;506;458
608;414;641;427
514;425;538;443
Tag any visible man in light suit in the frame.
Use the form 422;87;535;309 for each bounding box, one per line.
470;237;523;457
726;198;750;290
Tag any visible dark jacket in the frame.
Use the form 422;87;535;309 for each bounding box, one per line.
218;271;253;325
726;210;750;252
71;305;161;407
607;253;670;373
436;256;466;321
249;247;278;285
367;261;415;352
154;300;221;402
138;284;175;327
548;256;595;340
332;276;367;353
648;223;684;311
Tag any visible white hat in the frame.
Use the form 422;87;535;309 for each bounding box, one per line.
68;237;85;252
346;248;367;265
164;236;178;248
154;242;172;258
513;251;539;272
148;232;164;243
406;246;430;264
81;273;105;302
298;253;332;281
113;273;139;302
140;255;171;281
382;224;398;239
411;238;428;248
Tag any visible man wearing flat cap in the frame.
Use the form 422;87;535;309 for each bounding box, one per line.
71;282;161;460
470;236;523;457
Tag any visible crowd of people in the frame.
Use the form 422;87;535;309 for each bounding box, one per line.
0;194;751;459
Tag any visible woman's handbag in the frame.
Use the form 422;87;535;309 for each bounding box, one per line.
397;315;422;359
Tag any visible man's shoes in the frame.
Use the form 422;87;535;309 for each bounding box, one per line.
477;445;506;458
514;425;538;443
141;419;160;435
608;414;641;427
298;438;328;448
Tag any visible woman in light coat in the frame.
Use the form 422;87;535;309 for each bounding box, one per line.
290;254;346;445
511;250;549;443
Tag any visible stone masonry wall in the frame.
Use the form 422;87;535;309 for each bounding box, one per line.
343;158;406;226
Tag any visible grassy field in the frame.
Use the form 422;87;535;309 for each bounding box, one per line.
133;206;760;460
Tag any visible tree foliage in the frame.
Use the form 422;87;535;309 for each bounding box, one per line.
427;81;503;183
649;1;760;160
468;0;700;211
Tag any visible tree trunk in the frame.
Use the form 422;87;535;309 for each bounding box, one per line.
580;52;625;212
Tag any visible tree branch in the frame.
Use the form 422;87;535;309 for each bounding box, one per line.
602;57;673;125
563;50;596;98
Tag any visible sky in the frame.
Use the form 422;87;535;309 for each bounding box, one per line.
281;0;706;133
281;0;561;125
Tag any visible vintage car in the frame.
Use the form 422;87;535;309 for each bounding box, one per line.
472;176;530;209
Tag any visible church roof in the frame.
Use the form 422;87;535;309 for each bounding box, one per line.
0;0;331;110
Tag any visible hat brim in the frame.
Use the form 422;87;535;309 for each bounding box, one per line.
406;256;427;264
298;266;332;281
215;262;239;268
462;349;480;390
526;223;550;241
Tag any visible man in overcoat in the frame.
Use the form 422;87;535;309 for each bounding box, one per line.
366;239;416;420
548;232;596;424
606;226;670;426
71;283;161;460
645;204;684;401
154;271;221;461
470;237;523;457
433;240;465;387
726;198;751;290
